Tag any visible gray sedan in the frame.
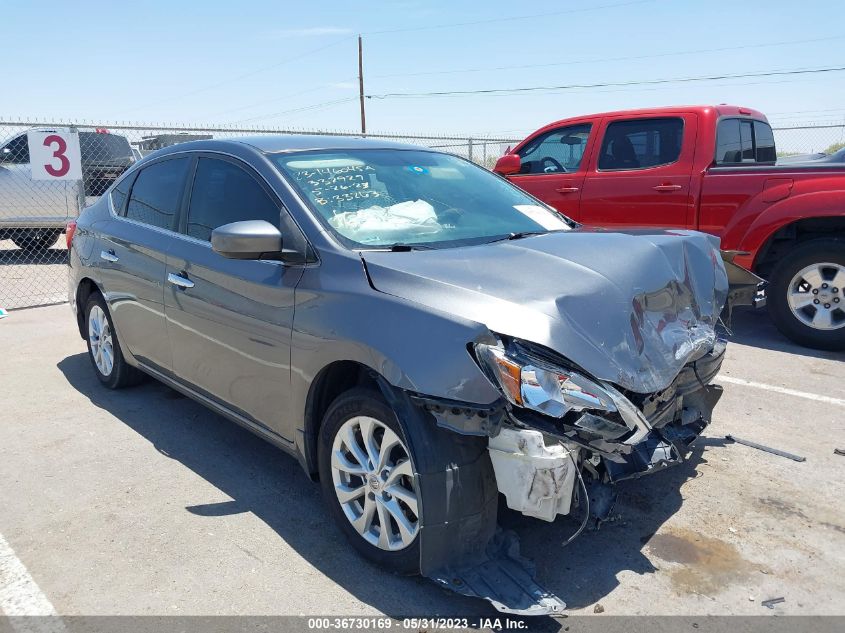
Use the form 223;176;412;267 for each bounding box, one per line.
68;136;743;615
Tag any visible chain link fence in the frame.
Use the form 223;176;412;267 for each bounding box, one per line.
0;120;517;309
1;118;843;310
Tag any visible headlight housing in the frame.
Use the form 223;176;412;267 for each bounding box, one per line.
475;341;616;418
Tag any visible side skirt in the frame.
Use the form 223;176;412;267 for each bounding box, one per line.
136;362;298;457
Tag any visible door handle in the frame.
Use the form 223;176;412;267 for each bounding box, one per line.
555;186;580;194
167;272;195;289
653;184;682;192
99;249;119;263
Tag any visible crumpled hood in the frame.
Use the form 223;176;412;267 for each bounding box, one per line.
363;228;729;394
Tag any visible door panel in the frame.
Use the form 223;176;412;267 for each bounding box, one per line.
96;219;175;372
164;155;304;440
165;243;302;439
506;122;594;222
580;114;697;229
95;156;191;373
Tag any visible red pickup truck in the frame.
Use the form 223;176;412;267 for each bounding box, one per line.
494;105;845;350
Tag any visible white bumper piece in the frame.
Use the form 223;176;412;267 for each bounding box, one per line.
487;427;577;522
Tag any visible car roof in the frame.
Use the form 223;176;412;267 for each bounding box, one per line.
150;134;426;157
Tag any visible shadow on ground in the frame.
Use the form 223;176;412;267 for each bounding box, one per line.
0;246;67;265
57;352;710;624
727;306;844;361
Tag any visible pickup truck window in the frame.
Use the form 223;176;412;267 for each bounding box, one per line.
754;121;776;162
715;118;776;164
0;134;29;165
516;124;591;175
597;118;683;171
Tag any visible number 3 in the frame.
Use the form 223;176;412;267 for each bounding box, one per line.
43;135;70;177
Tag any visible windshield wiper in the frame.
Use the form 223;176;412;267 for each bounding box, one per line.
365;243;435;252
488;230;549;244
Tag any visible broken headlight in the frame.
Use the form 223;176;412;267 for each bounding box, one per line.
474;341;616;418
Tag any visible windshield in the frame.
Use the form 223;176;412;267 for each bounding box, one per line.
271;149;570;249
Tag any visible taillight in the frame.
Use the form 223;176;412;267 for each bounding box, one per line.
66;221;77;249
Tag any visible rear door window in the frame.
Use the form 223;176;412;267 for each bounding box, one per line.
516;124;592;174
184;158;280;242
598;118;684;170
110;174;134;214
125;157;190;230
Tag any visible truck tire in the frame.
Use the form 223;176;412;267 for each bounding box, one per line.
767;238;845;350
11;229;62;253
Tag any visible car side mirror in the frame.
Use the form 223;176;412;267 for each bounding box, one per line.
211;220;283;260
493;154;521;175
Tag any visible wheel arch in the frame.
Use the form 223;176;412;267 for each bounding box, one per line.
753;215;845;279
300;360;382;480
74;277;103;339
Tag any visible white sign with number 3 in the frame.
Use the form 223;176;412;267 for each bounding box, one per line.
27;129;82;181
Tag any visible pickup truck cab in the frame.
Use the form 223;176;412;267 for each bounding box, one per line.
495;105;845;350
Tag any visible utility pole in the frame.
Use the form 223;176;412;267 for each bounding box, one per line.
358;35;366;135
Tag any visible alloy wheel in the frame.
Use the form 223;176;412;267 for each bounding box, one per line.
787;262;845;331
330;416;419;551
88;305;115;376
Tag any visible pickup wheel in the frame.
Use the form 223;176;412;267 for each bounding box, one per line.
767;239;845;350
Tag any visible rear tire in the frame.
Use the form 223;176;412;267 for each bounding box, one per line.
318;388;421;575
84;293;146;388
767;238;845;350
12;229;61;253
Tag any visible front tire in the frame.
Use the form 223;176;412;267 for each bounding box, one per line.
84;293;145;388
767;238;845;350
318;388;421;575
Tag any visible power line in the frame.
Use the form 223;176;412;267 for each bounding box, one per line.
368;35;845;80
115;36;354;116
362;0;651;36
231;97;359;124
366;65;845;99
209;78;358;118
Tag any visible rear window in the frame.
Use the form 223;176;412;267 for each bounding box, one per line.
80;132;133;165
715;118;776;164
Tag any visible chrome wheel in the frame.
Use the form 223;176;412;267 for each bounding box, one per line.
88;305;114;376
787;262;845;331
330;416;419;551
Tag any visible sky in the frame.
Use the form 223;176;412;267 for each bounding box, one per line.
3;0;845;141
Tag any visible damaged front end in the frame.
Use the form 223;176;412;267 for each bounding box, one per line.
363;229;753;614
471;334;725;520
396;335;726;615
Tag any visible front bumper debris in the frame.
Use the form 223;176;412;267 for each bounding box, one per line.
488;427;577;522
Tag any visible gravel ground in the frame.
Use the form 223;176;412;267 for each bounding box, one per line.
0;303;843;626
